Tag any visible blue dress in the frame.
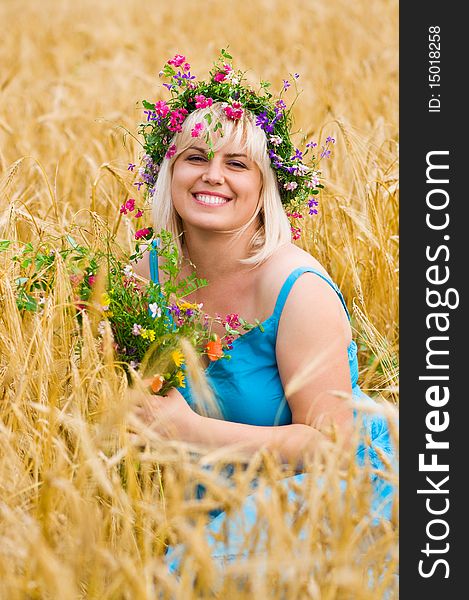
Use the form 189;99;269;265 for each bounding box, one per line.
149;242;396;569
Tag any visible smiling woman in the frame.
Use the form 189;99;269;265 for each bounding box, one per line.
171;140;263;236
131;52;396;573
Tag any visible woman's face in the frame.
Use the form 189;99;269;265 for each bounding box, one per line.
171;138;263;234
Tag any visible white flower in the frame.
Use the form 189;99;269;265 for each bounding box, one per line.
98;320;107;336
283;181;298;191
123;265;134;277
306;176;320;188
132;323;142;336
269;135;283;147
149;303;161;319
294;163;310;175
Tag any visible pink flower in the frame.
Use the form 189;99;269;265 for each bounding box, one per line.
88;275;97;286
223;101;244;120
168;108;188;132
165;144;177;159
135;228;151;240
194;94;213;109
134;209;144;218
213;64;232;83
168;54;186;68
223;313;241;328
191;122;204;138
291;225;302;240
154;100;170;118
120;198;136;214
182;62;191;73
283;181;298;191
132;323;142;336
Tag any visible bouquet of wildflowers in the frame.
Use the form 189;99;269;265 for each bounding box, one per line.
1;226;258;396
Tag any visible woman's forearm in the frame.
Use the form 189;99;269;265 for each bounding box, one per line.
184;414;329;466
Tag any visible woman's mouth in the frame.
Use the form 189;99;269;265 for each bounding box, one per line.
192;193;232;206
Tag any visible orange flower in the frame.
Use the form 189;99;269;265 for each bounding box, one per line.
150;374;165;394
205;335;223;361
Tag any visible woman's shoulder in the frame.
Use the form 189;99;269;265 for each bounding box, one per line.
257;243;332;315
261;243;330;287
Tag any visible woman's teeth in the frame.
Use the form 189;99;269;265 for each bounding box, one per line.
194;194;230;205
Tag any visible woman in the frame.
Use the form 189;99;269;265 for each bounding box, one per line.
132;55;395;569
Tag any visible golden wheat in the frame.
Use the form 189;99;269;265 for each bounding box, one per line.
0;0;398;598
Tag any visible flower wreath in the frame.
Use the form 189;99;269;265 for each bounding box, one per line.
134;49;335;239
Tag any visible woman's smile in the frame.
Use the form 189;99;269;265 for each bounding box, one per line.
192;191;233;207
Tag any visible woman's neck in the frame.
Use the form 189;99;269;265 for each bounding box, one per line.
181;226;256;281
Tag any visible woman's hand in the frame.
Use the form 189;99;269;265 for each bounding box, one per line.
129;383;200;441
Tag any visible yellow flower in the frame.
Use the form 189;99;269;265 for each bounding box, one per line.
175;371;186;388
140;329;156;342
177;301;200;311
100;292;111;310
171;349;185;367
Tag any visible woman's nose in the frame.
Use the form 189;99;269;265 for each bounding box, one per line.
201;159;225;185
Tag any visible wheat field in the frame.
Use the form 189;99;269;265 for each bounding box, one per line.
0;0;399;598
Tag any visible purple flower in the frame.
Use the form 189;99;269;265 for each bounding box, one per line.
163;83;174;91
169;303;181;317
134;181;144;190
127;163;136;171
282;79;290;90
308;198;319;215
320;149;332;159
290;148;303;161
256;111;270;129
276;99;286;110
143;110;157;122
293;73;300;79
256;111;275;133
306;141;317;149
326;136;336;144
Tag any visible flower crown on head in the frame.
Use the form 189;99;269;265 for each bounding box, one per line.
135;49;335;239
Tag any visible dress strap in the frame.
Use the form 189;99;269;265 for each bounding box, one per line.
149;238;160;284
272;266;351;322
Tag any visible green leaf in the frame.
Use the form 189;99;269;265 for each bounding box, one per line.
142;100;155;110
0;240;11;251
21;258;32;268
163;64;176;78
204;113;212;125
221;49;233;60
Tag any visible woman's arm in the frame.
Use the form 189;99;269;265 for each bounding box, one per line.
133;386;336;467
275;271;355;437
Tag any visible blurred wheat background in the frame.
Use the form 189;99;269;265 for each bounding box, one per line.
0;0;398;598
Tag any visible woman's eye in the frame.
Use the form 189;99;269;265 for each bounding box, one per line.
228;161;247;169
187;155;207;162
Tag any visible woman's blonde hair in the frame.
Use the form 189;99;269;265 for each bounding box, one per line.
151;102;291;266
